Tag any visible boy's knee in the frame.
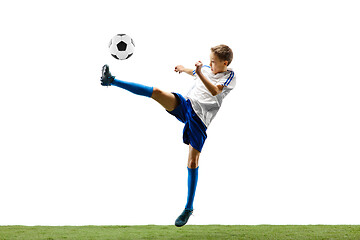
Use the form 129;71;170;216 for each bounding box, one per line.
187;157;199;169
188;162;198;169
151;88;179;112
188;145;200;169
151;87;162;98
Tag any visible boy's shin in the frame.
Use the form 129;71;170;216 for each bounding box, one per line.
111;79;153;97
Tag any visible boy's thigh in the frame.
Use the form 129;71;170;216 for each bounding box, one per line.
166;93;188;123
151;87;179;112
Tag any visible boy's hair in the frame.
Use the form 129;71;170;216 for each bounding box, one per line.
211;44;233;66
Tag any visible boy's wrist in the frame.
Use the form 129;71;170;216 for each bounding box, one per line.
183;68;193;75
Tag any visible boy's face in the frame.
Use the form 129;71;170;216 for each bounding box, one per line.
210;52;228;74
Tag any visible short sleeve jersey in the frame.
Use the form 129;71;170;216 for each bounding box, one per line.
186;65;236;127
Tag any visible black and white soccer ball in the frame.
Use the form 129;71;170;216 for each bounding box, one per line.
109;34;135;60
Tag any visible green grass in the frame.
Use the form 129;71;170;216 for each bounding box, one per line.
1;225;360;240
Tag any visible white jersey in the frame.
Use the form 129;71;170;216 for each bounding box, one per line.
186;65;236;127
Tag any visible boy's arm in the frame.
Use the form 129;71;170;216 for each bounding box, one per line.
174;65;194;76
195;61;224;96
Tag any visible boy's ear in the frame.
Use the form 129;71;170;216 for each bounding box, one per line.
224;60;228;66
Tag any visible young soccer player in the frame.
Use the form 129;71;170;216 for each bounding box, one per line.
100;44;236;227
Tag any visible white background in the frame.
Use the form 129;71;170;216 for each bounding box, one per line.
1;0;359;225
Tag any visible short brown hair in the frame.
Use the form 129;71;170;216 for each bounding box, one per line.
211;44;233;66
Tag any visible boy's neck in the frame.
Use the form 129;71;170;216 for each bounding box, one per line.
218;66;228;74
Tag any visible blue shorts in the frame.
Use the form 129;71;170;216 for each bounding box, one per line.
167;93;207;152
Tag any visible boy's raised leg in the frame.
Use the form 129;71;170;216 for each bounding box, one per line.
151;88;179;112
100;65;179;111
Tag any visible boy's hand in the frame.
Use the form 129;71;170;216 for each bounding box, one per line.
175;65;194;76
174;65;185;74
195;61;203;74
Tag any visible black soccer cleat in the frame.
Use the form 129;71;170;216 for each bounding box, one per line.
100;64;115;86
175;209;193;227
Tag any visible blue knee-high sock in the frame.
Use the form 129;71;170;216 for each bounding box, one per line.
111;78;153;97
185;167;199;211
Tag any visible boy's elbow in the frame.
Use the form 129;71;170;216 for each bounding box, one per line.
211;85;224;96
211;89;220;96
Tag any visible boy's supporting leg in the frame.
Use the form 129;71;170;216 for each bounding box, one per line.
185;145;200;210
175;146;200;227
185;166;199;210
187;145;200;169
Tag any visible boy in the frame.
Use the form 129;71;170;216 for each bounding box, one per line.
100;44;236;227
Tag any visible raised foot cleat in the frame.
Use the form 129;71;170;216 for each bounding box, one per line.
100;64;115;86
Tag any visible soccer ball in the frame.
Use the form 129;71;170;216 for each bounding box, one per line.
108;34;135;60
